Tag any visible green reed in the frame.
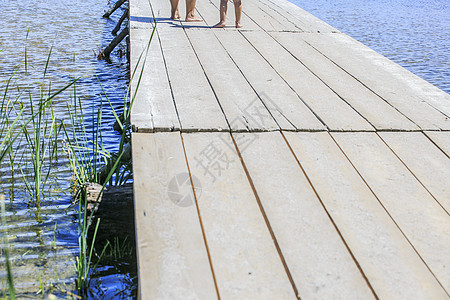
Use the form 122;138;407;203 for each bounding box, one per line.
68;25;156;294
0;23;156;296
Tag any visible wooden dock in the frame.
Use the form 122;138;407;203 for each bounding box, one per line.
129;0;450;298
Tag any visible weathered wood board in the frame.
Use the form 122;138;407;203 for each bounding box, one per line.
303;33;450;130
271;32;420;131
332;132;450;292
214;30;326;131
284;132;448;299
424;131;450;158
237;131;374;299
157;26;229;131
132;132;217;299
243;31;374;131
130;0;450;298
182;132;296;299
185;29;279;131
379;132;450;213
129;28;181;132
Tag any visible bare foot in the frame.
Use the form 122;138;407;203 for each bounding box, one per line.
185;15;203;22
171;9;180;20
236;22;242;28
213;21;226;28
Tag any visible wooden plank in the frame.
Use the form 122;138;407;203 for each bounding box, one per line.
243;31;374;131
148;0;205;26
318;33;450;117
186;29;279;131
245;0;301;32
130;0;154;27
194;0;261;31
424;131;450;158
182;132;296;299
332;132;450;292
225;0;300;32
132;132;217;299
303;33;450;130
214;30;325;131
191;0;221;28
284;131;448;299
156;25;229;131
271;32;420;131
379;132;450;213
237;131;374;299
252;0;307;31
261;0;337;33
148;0;172;20
130;28;181;132
240;0;287;32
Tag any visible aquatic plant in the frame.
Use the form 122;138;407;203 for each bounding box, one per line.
69;24;156;295
107;236;134;261
0;58;111;297
0;18;155;296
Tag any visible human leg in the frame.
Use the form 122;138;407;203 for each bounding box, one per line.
185;0;203;21
213;0;228;27
234;0;242;28
170;0;180;19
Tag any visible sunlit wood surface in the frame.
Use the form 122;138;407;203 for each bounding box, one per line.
129;0;450;298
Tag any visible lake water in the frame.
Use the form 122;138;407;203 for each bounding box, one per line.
289;0;450;94
0;0;135;298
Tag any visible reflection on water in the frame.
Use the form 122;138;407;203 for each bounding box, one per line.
0;0;132;298
290;0;450;94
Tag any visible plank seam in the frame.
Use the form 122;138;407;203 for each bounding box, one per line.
253;0;304;32
328;132;450;296
180;24;233;132
280;131;380;299
206;30;286;131
239;31;331;130
376;132;449;215
302;39;444;130
423;131;450;159
146;0;184;131
180;132;222;300
229;131;301;299
263;31;383;131
265;0;337;33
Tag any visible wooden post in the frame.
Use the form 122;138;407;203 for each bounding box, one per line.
98;27;129;59
112;8;129;35
103;0;127;18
